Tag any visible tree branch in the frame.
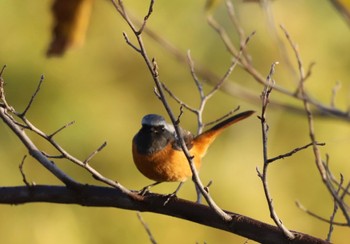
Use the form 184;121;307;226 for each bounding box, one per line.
0;185;329;244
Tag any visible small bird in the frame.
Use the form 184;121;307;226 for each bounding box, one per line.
132;110;254;194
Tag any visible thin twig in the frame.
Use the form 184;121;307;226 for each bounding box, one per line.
0;65;6;76
187;50;204;99
0;106;80;188
161;82;196;113
19;155;32;187
324;156;350;195
207;15;238;58
257;62;295;240
205;55;240;100
225;0;250;62
326;174;343;241
294;28;350;223
0;65;6;100
267;142;325;164
0;69;131;193
139;5;350;121
295;201;347;227
20;75;44;117
49;121;75;138
83;142;108;165
136;0;155;35
137;212;157;244
112;0;232;221
0;66;13;110
123;32;141;53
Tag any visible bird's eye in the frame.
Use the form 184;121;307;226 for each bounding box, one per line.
157;125;165;133
151;125;164;134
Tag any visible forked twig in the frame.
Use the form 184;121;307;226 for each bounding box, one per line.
136;0;155;35
299;67;350;224
257;62;295;240
0;71;131;193
327;174;343;241
288;17;350;227
111;0;232;221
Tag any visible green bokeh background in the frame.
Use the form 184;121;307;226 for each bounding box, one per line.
1;0;350;243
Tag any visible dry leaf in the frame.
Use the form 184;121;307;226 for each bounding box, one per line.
47;0;94;57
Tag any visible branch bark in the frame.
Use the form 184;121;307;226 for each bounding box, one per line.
0;185;329;244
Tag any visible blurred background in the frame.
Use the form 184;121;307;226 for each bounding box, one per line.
1;0;350;243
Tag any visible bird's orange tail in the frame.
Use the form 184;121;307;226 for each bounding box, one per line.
193;110;254;158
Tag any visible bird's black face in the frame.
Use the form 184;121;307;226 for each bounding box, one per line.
134;123;174;155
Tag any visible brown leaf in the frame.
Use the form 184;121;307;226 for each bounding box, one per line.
47;0;94;57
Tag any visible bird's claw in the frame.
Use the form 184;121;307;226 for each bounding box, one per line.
139;186;151;196
163;192;177;206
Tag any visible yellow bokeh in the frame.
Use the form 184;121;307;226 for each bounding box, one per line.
0;0;349;243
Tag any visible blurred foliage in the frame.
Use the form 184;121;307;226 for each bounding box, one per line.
1;0;350;243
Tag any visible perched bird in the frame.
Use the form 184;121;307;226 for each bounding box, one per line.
132;110;254;193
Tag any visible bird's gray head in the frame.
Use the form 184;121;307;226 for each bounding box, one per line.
141;114;175;132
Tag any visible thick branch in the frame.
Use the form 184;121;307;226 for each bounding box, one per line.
0;185;329;244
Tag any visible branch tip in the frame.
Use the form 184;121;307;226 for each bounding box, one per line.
83;141;108;165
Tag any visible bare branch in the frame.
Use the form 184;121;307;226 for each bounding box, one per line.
0;106;80;188
132;4;350;121
0;65;7;101
49;120;75;138
327;174;344;241
267;142;325;164
187;50;204;99
205;55;240;100
136;0;155;35
0;185;330;244
20;75;44;117
83;141;107;165
114;0;232;221
225;0;250;62
161;82;196;113
0;66;14;111
295;201;347;227
137;212;157;244
123;32;141;53
19;155;33;187
297;44;350;224
258;62;295;240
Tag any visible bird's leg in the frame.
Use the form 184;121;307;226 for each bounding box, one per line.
163;182;184;205
139;181;161;196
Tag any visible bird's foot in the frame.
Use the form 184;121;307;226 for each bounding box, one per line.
163;192;178;206
139;186;151;196
138;182;161;196
163;182;184;206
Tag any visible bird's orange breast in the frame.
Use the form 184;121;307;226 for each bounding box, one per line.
132;140;201;182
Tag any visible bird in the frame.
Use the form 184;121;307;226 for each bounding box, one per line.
132;110;254;195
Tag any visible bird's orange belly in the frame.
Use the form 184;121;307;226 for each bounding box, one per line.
132;143;201;182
